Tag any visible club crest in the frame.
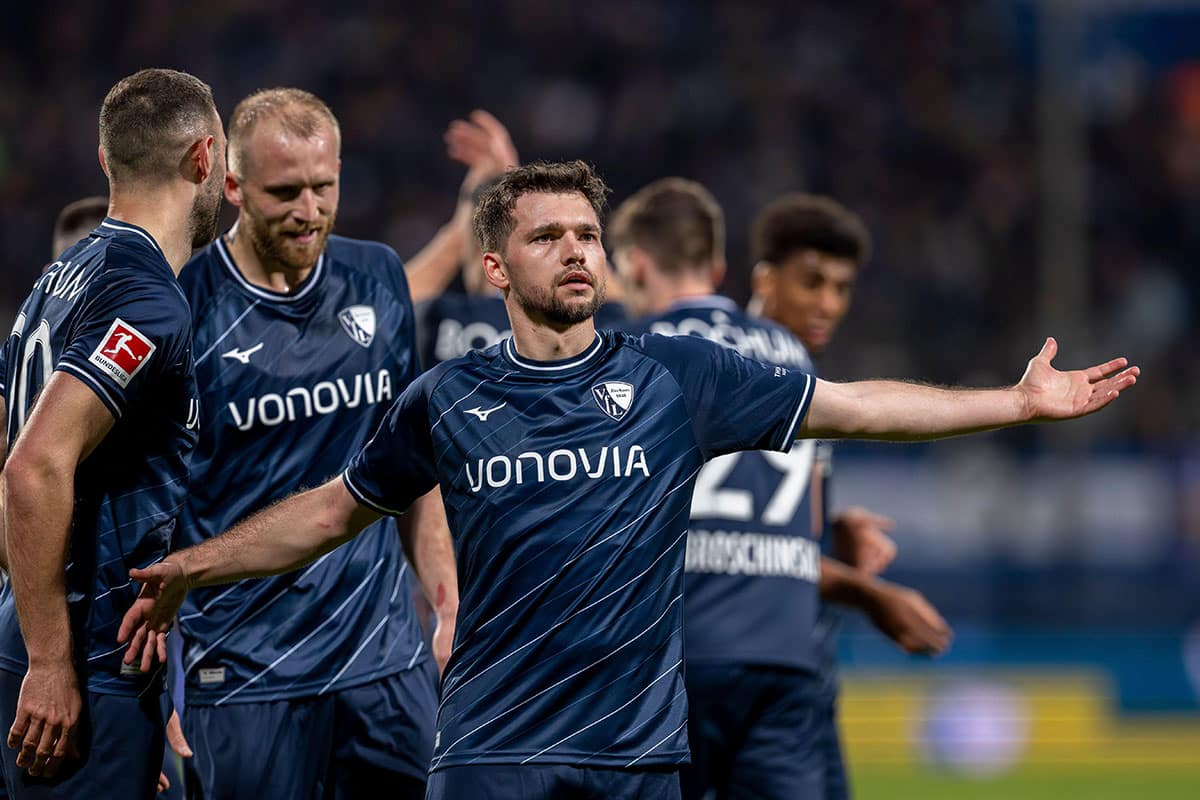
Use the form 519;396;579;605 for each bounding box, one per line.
338;305;376;348
592;381;634;421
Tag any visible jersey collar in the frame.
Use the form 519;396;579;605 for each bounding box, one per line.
665;294;740;313
215;234;326;304
502;333;604;375
98;218;167;263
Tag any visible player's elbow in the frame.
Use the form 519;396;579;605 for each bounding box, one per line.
2;443;71;507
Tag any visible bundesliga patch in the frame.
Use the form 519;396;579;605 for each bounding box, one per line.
338;305;376;348
592;381;634;420
88;318;155;388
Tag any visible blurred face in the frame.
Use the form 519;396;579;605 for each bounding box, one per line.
188;117;227;249
229;119;339;271
610;246;648;317
486;192;607;326
757;249;857;354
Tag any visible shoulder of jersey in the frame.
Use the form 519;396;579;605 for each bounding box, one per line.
323;234;403;273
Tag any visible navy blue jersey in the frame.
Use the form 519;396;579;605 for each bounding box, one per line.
813;443;842;696
176;234;426;705
0;219;197;696
627;297;820;671
418;291;627;367
343;330;815;770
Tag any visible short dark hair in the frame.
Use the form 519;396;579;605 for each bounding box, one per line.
473;161;610;255
99;68;218;185
52;196;108;256
608;178;724;274
227;88;340;175
751;194;872;267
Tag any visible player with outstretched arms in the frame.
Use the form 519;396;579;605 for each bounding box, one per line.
120;161;1136;800
172;88;456;800
0;68;223;799
609;178;950;800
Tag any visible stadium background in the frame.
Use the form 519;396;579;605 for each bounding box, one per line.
1;1;1197;796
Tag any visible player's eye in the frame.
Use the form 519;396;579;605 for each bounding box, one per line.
269;187;301;201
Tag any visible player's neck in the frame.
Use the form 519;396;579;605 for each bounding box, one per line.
106;191;196;275
507;311;598;363
225;223;314;293
647;277;718;315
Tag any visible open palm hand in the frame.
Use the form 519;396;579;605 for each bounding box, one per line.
1017;338;1139;422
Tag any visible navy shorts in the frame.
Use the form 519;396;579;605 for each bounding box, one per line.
426;764;680;800
681;664;826;800
816;691;849;800
184;660;437;800
0;668;165;799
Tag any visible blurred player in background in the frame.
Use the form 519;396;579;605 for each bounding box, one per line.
418;114;627;367
0;67;223;799
120;161;1137;800
172;88;455;800
50;197;108;263
610;178;950;800
750;192;948;800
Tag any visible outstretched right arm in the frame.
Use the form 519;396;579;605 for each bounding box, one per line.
119;476;383;668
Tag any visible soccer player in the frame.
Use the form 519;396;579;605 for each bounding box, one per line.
172;88;455;800
50;197;109;264
609;178;950;800
119;161;1137;800
0;68;223;799
750;193;933;799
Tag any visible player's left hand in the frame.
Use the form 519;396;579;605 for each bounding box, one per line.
118;560;190;672
1017;338;1139;421
864;581;953;656
832;507;896;575
446;110;519;196
7;660;82;778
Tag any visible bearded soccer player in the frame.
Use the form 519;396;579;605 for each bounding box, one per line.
172;88;456;800
120;161;1136;800
0;68;223;799
610;178;950;800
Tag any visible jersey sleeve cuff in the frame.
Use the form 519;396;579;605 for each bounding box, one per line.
342;469;408;517
774;371;815;452
56;360;126;419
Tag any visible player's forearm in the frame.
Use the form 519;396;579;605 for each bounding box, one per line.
176;478;378;588
405;203;470;304
401;488;459;623
818;556;878;608
802;379;1030;441
3;456;75;663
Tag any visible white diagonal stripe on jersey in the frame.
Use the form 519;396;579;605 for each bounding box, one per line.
430;592;684;769
93;579;132;601
213;557;386;705
406;639;425;670
182;552;335;662
430;371;515;434
625;715;688;768
87;642;128;662
390;561;409;602
195;299;262;364
317;613;390;695
439;528;687;708
520;659;683;764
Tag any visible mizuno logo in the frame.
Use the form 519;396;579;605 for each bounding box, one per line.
222;342;264;364
464;402;507;422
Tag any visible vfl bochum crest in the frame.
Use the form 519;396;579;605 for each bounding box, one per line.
592;381;634;421
338;305;376;348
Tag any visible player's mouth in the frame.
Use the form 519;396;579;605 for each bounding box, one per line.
282;227;322;245
558;270;593;291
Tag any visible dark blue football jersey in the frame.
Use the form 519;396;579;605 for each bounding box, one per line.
418;291;627;367
343;330;815;771
626;297;820;671
0;219;198;696
176;234;426;705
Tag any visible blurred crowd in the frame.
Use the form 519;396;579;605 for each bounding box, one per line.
0;0;1196;450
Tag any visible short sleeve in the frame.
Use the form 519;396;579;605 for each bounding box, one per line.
343;371;439;516
638;333;815;460
57;271;188;419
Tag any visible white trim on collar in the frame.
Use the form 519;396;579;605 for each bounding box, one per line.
504;333;603;372
99;221;165;260
216;235;325;303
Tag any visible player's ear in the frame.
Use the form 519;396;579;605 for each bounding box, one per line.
187;135;216;185
97;146;110;178
483;252;510;291
710;257;727;288
224;169;243;207
751;261;775;302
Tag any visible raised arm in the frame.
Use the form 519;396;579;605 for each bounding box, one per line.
399;487;458;674
802;338;1138;440
119;476;383;668
4;373;115;778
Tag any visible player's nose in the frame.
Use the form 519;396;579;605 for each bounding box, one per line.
294;188;320;221
561;234;586;264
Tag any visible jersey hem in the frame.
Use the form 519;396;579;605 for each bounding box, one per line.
181;653;428;706
0;658;161;698
429;749;690;773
